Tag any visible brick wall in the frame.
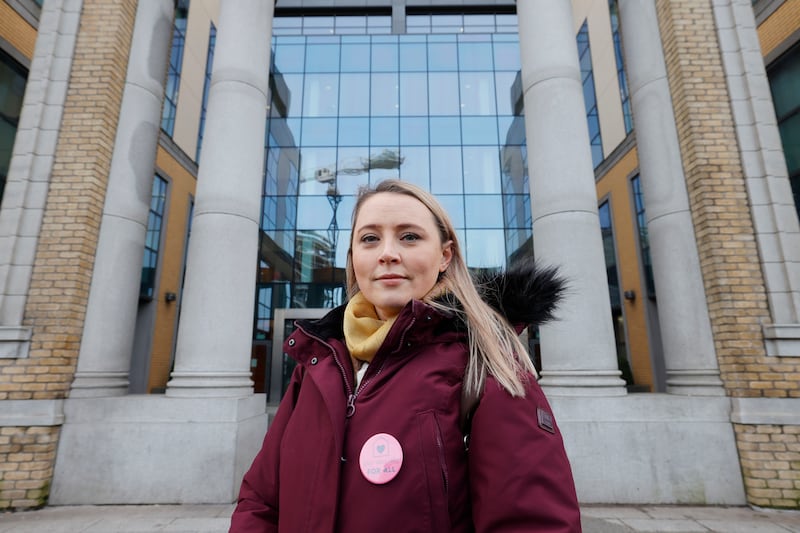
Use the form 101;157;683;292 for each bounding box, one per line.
758;0;800;57
0;0;136;510
656;0;800;509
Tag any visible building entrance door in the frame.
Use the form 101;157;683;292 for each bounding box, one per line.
268;308;329;404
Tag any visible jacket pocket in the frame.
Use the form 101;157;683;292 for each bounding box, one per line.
417;410;451;532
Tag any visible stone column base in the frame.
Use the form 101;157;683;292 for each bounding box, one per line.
50;394;271;504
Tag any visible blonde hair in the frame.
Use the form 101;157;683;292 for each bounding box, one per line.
346;179;535;403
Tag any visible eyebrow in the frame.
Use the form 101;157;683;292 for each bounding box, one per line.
355;223;428;233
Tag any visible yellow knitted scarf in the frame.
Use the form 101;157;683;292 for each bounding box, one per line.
343;292;397;363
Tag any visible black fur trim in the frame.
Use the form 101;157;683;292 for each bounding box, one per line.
473;259;566;326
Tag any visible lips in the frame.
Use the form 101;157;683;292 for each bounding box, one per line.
376;274;406;281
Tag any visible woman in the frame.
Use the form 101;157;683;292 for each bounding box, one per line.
230;180;581;532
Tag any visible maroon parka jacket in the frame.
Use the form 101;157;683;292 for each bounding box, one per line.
230;263;581;532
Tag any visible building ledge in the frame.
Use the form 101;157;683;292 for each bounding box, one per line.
731;397;800;425
0;326;32;358
0;399;64;426
762;323;800;357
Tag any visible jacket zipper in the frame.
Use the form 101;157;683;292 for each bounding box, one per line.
296;317;415;419
434;415;449;494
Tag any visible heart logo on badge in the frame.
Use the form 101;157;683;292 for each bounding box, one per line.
360;433;403;484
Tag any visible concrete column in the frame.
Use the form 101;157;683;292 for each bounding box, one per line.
516;1;626;395
69;0;174;397
618;0;725;395
0;0;83;358
166;0;273;397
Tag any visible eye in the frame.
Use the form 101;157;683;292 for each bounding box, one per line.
401;233;420;242
359;234;379;243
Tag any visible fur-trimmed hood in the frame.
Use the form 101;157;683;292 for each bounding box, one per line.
298;259;565;340
473;259;565;328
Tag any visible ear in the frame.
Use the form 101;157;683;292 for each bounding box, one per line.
440;240;454;272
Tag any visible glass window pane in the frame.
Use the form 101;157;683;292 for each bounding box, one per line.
429;116;462;145
429;73;460;115
302;74;339;117
399;147;430;190
370;73;399;116
400;43;427;71
335;148;371;195
400;116;429;145
431;147;463;193
305;44;340;73
460;72;497;115
493;41;520;71
273;44;305;73
779;113;800;175
503;194;531;229
464;195;504;228
495;71;523;116
466;229;505;270
341;43;370;72
458;42;493;71
428;42;458;71
299;147;337;194
400;72;428;116
301;118;337;146
296;197;336;229
339;73;370;116
498;116;525;146
338;117;369;146
462;117;498;145
372;43;398;72
268;118;301;147
437;194;465;227
369;146;401;182
370;117;399;145
271;73;304;118
463;146;501;193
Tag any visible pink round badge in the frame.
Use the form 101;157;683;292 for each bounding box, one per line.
359;433;403;484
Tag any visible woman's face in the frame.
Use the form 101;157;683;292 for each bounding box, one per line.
351;192;453;320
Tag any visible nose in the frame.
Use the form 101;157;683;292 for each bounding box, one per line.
378;240;400;263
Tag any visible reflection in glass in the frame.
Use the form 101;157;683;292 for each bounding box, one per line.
339;74;370;116
430;147;463;193
400;43;427;71
428;42;458;71
463;146;501;193
400;73;428;116
464;195;504;228
429;117;461;145
459;42;493;71
306;44;340;73
372;43;398;72
301;118;337;146
400;117;429;145
371;73;400;116
460;72;497;115
428;72;460;115
465;229;505;270
299;147;336;192
399;146;430;190
334;147;370;194
341;43;371;72
371;117;399;146
462;117;499;145
303;74;339;117
273;44;305;73
437;195;465;228
338;117;369;146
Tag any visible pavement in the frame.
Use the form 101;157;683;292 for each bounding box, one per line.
0;503;798;532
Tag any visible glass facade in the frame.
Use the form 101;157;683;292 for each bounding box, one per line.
767;43;800;218
631;175;655;298
0;49;28;204
162;0;189;136
140;175;168;300
254;15;531;393
608;0;633;134
577;20;603;168
196;23;216;163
